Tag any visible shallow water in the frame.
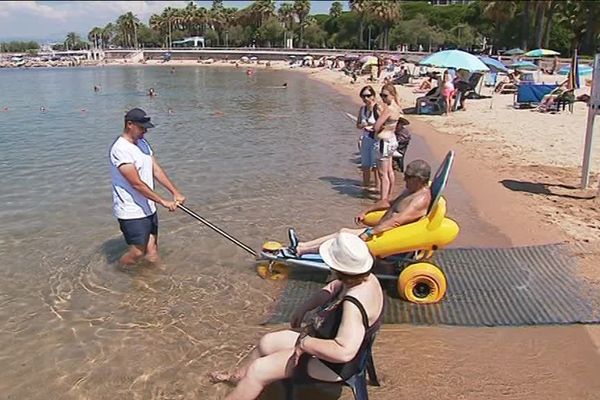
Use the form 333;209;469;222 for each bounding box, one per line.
0;65;369;399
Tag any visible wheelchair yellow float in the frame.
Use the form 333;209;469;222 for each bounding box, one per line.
258;151;459;304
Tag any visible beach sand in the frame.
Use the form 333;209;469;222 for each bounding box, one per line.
110;58;600;399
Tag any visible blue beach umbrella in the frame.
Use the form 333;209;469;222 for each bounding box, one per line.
523;48;560;57
478;56;508;73
419;49;489;72
558;64;593;76
507;60;539;71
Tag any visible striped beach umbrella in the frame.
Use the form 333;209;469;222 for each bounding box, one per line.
567;49;580;90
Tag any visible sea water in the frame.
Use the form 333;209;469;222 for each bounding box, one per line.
0;65;363;399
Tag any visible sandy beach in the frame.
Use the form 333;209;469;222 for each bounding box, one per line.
127;57;600;399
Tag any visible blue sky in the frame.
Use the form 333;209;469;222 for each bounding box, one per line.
0;1;349;42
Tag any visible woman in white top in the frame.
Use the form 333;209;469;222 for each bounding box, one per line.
356;85;380;191
372;83;401;202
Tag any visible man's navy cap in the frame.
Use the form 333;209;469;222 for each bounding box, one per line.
125;108;155;128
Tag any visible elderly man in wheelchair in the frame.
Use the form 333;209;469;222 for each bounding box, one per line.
282;160;432;257
260;151;459;304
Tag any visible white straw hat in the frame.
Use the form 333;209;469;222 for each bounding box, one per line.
319;232;373;275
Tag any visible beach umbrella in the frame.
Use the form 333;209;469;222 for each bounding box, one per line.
523;48;560;57
478;56;508;73
504;48;525;56
558;64;593;76
360;55;378;64
303;55;313;60
344;53;360;61
507;60;539;71
419;49;489;72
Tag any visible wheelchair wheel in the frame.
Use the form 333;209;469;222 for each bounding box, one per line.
397;262;447;304
256;261;290;281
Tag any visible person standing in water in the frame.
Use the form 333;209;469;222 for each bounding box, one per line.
109;108;185;266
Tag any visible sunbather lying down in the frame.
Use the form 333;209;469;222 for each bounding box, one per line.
281;160;432;257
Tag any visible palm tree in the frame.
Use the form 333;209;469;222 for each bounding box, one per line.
64;32;81;50
293;0;310;47
278;2;295;47
368;0;400;50
533;0;546;48
329;1;343;19
520;0;531;50
88;27;103;49
483;1;517;49
102;23;115;48
116;11;140;48
349;0;369;48
557;0;590;52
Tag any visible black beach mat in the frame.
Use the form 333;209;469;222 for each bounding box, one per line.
264;244;600;326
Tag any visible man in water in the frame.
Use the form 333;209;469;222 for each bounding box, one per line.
285;160;431;256
109;108;185;266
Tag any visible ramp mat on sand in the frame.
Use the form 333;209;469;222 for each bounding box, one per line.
264;244;600;326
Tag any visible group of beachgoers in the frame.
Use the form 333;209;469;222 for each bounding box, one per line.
108;63;437;398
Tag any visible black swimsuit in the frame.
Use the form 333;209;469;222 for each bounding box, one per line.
300;294;384;380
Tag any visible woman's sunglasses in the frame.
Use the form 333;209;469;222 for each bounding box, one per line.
380;93;389;98
360;93;373;98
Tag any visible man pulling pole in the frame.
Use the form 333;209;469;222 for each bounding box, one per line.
109;108;186;266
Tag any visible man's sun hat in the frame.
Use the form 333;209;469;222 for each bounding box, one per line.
125;108;155;128
319;232;373;275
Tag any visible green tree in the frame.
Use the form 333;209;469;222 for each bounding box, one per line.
116;11;140;48
88;27;103;49
483;1;517;49
349;0;369;48
64;32;82;50
303;18;327;48
278;2;295;46
293;0;311;47
329;1;343;19
368;0;401;50
257;17;284;47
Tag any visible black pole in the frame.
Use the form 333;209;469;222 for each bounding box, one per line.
177;204;257;257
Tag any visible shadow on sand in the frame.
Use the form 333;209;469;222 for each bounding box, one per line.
500;179;596;200
319;176;377;200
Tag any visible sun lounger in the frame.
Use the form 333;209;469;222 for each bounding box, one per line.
514;83;558;109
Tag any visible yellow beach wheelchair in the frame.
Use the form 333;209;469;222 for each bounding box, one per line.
258;151;459;304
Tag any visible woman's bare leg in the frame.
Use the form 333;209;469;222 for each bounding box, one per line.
211;330;299;384
224;348;296;400
378;158;393;201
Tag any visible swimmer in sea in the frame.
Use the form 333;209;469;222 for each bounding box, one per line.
148;88;157;97
94;85;100;92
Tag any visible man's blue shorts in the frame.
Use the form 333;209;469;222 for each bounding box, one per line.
118;213;158;246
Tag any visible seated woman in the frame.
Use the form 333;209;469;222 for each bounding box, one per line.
413;76;434;93
210;233;384;400
536;80;572;112
494;72;520;93
284;160;432;256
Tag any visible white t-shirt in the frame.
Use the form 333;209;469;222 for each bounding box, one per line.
109;136;156;219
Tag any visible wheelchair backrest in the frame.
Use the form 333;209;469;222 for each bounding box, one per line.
427;150;455;216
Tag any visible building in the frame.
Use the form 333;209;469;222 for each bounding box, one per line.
172;36;205;48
